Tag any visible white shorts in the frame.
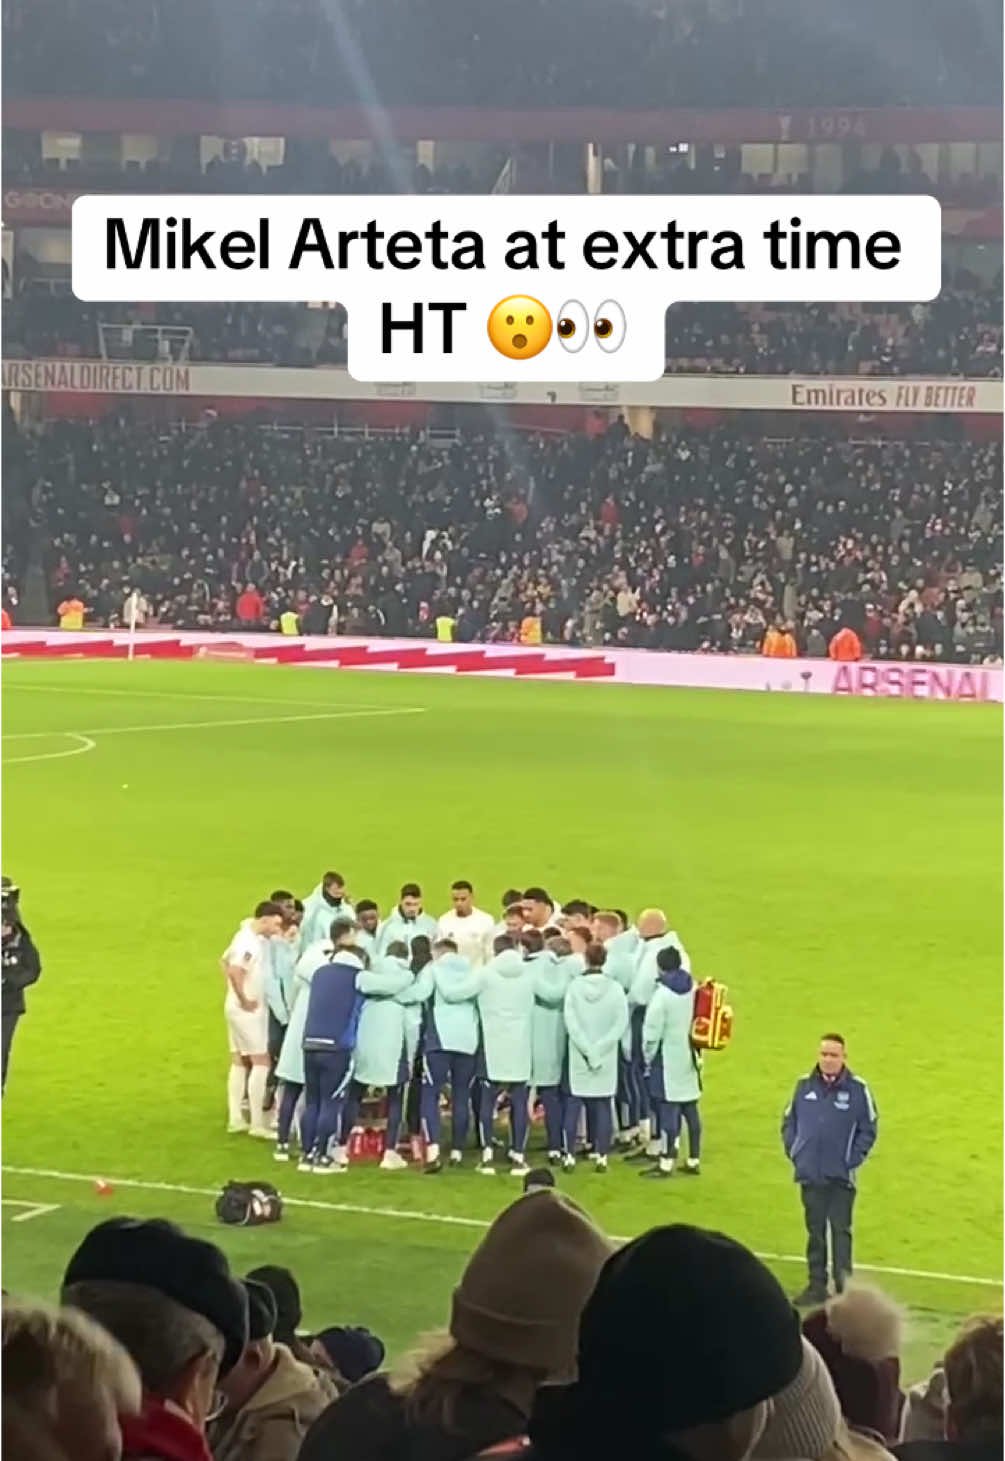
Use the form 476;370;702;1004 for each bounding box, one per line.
226;1005;269;1057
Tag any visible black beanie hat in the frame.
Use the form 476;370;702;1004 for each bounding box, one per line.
313;1325;386;1383
530;1225;803;1455
63;1217;249;1376
246;1265;302;1342
244;1280;278;1342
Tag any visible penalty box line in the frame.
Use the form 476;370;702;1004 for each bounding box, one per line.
3;1164;1000;1289
3;707;426;741
1;1198;62;1223
4;682;412;713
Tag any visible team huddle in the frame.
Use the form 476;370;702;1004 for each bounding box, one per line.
220;876;712;1179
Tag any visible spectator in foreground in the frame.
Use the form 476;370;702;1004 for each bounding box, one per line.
309;1326;386;1386
208;1280;330;1461
894;1317;1003;1461
60;1217;249;1461
245;1264;347;1396
803;1285;905;1444
754;1335;894;1461
297;1190;612;1461
2;1298;142;1461
526;1224;803;1461
243;1265;316;1369
2;1407;72;1461
899;1369;948;1447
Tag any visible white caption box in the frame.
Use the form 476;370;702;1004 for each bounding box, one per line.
72;194;942;383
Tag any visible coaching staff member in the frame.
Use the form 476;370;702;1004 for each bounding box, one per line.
1;877;41;1093
782;1032;877;1306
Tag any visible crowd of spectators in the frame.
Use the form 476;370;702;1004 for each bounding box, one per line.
3;1204;1003;1461
4;129;1000;206
667;289;1003;379
5;284;1000;378
4;0;1000;107
622;149;1002;208
2;296;317;367
1;136;498;194
12;418;1001;664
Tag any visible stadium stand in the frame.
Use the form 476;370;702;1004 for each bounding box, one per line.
3;0;1001;106
4;291;1001;378
5;419;1000;663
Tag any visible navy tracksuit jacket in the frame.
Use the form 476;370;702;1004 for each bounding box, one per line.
302;955;364;1053
781;1065;878;1186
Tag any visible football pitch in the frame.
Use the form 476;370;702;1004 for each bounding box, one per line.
1;657;1001;1378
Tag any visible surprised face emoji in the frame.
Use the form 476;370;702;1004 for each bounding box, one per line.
487;296;553;360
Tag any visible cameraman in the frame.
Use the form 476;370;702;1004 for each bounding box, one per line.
2;879;41;1092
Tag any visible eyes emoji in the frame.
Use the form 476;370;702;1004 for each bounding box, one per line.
592;299;626;353
556;299;626;354
556;300;588;353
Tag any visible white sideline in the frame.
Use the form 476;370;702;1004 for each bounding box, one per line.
2;707;425;742
3;1164;1000;1288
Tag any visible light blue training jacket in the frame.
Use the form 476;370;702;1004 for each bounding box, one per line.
530;951;578;1087
425;953;483;1056
375;907;439;958
275;940;336;1085
564;972;629;1098
265;931;300;1025
643;971;702;1103
477;949;535;1084
353;954;414;1088
629;930;691;1011
300;885;356;949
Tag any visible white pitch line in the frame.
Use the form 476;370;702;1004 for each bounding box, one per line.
1;1166;488;1231
3;683;400;712
3;1164;999;1287
2;707;425;742
1;1198;61;1223
2;733;97;765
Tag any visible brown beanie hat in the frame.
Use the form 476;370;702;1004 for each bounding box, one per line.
450;1191;612;1376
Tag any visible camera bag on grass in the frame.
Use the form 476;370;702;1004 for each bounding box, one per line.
215;1180;283;1226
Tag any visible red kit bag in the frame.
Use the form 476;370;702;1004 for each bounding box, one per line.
691;980;733;1051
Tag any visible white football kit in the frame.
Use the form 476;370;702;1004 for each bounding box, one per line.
222;919;270;1055
437;907;496;967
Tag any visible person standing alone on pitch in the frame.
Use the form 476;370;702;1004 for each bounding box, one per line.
222;900;284;1138
1;877;41;1094
782;1033;878;1306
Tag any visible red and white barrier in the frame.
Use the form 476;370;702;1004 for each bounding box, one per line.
2;628;1000;702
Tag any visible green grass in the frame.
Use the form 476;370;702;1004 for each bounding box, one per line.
2;658;1001;1381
